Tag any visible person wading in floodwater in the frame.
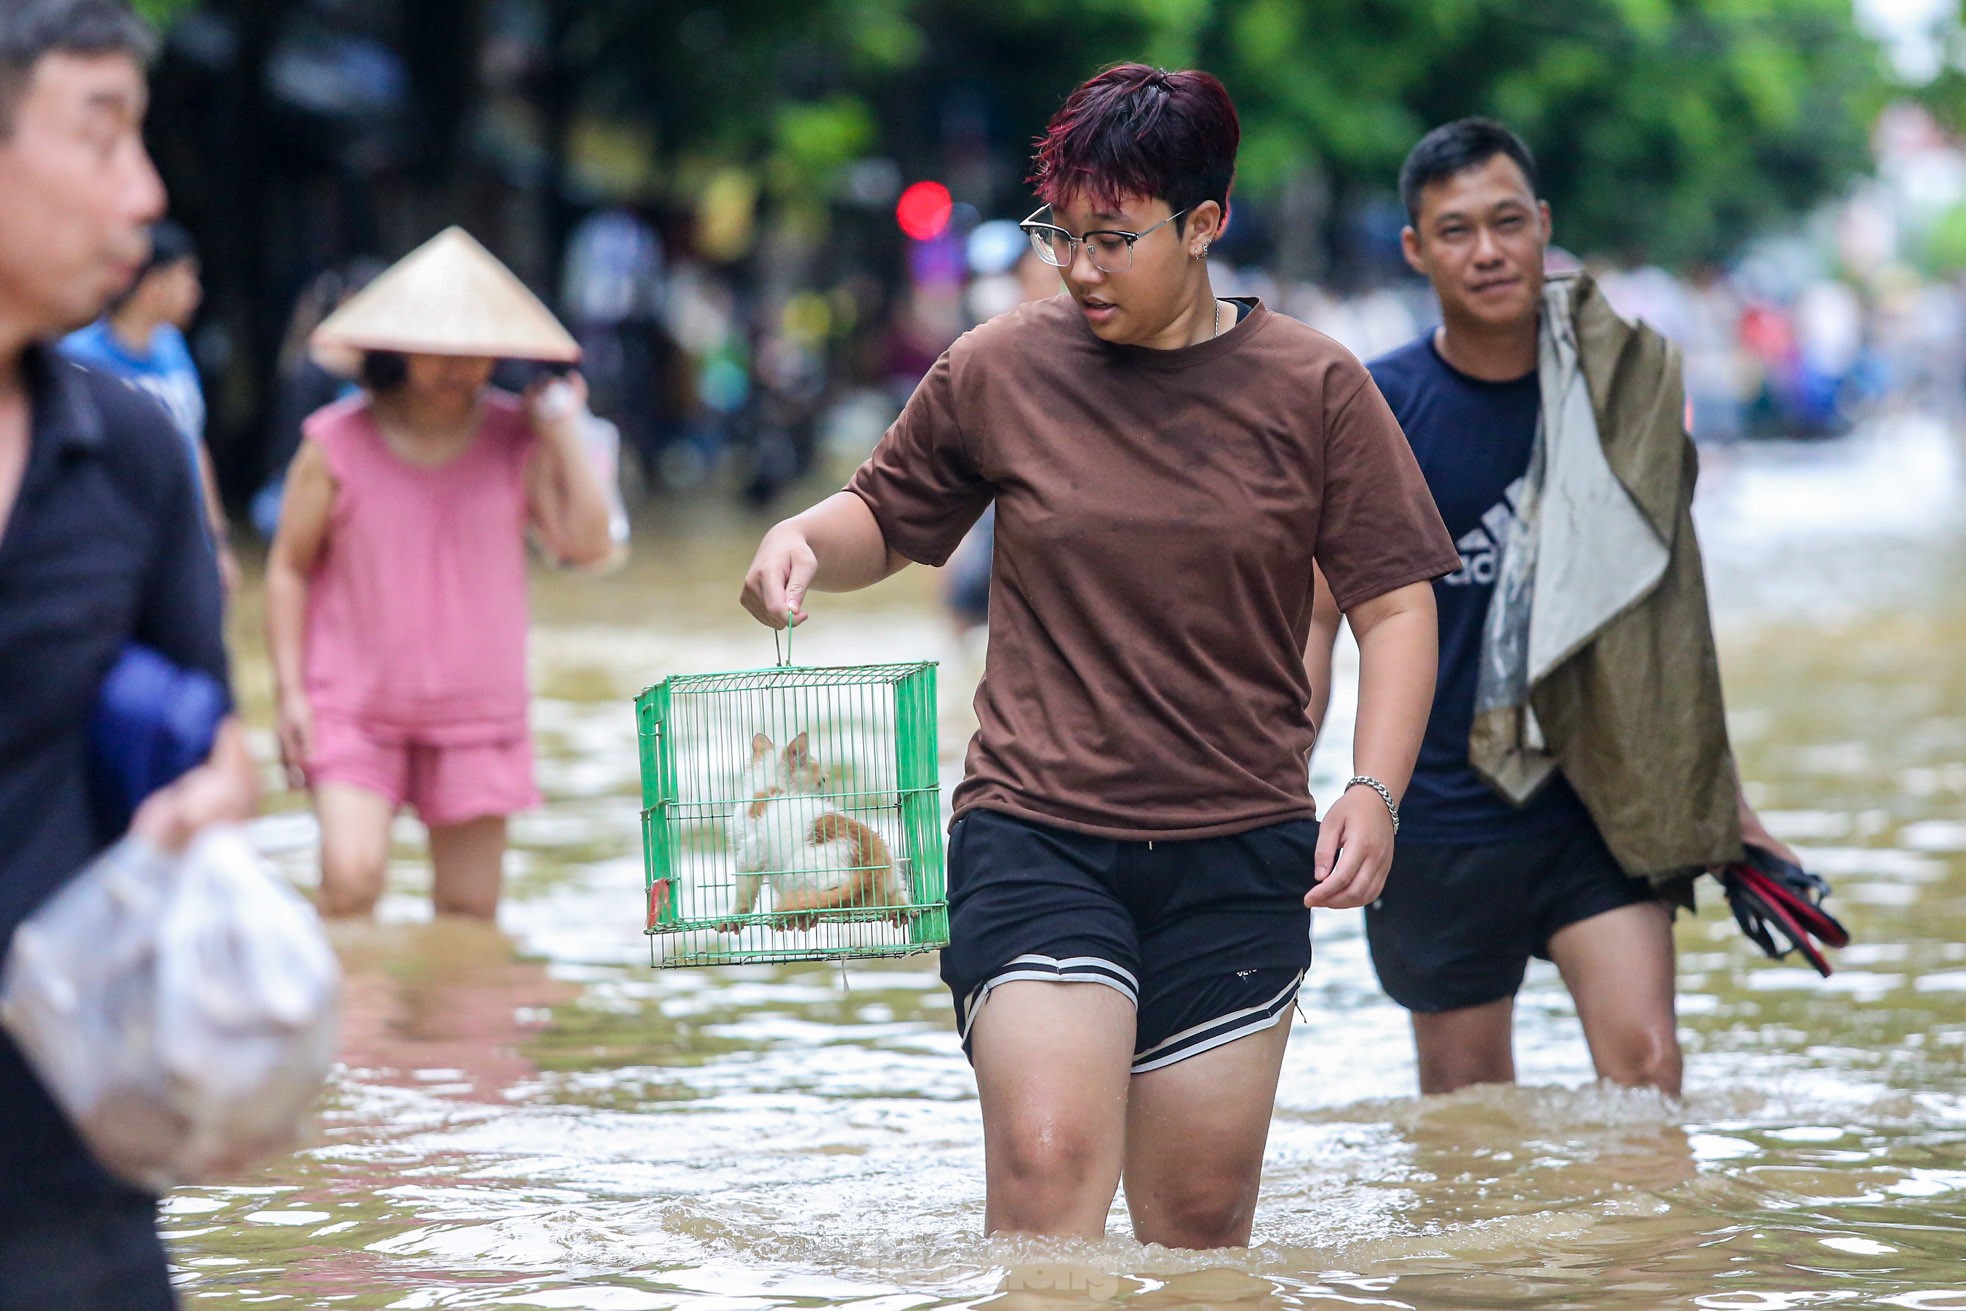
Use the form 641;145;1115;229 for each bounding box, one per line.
265;229;616;922
741;64;1461;1247
1307;119;1801;1098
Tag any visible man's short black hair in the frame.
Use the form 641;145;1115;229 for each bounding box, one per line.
1398;118;1539;224
0;0;155;139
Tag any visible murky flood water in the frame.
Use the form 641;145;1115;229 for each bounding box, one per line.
170;414;1965;1308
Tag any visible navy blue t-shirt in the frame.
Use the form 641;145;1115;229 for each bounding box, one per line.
1367;333;1592;843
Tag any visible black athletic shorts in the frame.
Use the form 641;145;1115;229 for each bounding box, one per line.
1364;822;1657;1014
940;808;1316;1073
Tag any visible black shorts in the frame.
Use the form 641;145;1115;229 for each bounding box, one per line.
940;808;1316;1073
1364;822;1658;1014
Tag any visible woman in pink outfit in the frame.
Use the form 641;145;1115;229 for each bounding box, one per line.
265;229;614;919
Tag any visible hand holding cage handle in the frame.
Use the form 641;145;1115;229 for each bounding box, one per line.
773;608;797;668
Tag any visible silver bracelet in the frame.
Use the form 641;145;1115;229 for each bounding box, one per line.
1345;775;1400;835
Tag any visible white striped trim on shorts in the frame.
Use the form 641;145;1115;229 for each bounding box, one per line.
957;953;1139;1045
1129;966;1306;1073
958;955;1305;1074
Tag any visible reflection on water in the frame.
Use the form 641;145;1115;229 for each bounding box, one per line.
173;416;1966;1308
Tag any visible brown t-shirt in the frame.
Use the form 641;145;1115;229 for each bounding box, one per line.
848;295;1460;839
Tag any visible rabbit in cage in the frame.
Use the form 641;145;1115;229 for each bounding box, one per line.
722;732;904;930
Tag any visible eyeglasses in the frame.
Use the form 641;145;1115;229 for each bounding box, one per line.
1020;205;1188;275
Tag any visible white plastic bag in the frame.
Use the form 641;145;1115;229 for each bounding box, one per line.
579;407;632;557
538;377;631;573
0;826;339;1192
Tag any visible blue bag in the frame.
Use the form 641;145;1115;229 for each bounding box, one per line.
88;644;227;837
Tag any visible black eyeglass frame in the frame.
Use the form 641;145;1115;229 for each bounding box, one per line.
1018;204;1190;274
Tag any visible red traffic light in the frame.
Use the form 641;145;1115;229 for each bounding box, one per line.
895;181;954;241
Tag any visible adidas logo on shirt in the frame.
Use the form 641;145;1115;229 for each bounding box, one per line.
1443;476;1526;587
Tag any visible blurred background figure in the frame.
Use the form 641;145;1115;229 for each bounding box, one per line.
264;229;613;923
61;217;236;592
249;257;382;539
559;205;670;490
62;218;204;442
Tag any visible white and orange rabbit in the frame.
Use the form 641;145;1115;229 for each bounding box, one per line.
722;731;903;930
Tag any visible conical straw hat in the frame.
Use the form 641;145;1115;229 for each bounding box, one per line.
311;226;580;363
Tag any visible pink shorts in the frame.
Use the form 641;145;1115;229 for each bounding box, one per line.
308;716;540;827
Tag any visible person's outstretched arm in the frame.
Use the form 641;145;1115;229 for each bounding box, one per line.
265;438;334;789
1307;578;1438;910
740;491;912;629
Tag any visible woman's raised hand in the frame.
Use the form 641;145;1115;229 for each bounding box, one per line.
523;370;588;431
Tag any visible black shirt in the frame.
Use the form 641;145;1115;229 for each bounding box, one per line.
0;342;231;1216
1368;333;1592;843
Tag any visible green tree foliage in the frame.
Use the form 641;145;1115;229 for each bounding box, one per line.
1908;18;1966;168
130;0;194;25
605;0;1888;266
556;1;913;186
1374;1;1890;265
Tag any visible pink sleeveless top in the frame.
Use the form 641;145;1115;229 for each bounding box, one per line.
302;391;537;743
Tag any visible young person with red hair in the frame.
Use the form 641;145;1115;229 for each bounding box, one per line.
741;65;1460;1247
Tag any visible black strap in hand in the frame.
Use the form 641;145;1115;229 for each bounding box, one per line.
1719;845;1850;978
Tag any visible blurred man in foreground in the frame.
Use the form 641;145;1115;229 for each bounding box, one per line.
0;1;255;1304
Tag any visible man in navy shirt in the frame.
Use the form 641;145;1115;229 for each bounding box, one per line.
1;2;256;1305
1308;120;1794;1098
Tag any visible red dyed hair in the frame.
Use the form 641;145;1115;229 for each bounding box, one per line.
1029;63;1239;228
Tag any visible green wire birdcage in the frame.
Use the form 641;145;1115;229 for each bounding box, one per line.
634;628;948;966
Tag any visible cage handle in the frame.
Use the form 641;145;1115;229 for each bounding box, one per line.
773;609;798;667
